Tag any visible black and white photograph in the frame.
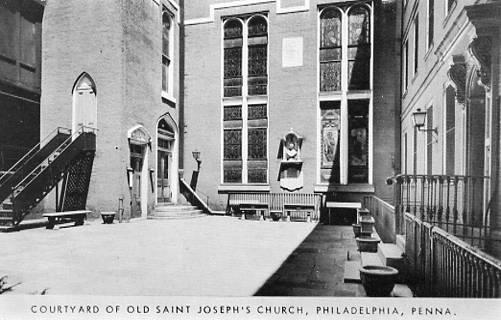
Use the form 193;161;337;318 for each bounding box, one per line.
0;0;500;319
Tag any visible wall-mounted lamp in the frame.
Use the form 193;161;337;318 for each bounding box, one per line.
192;149;202;171
149;168;155;193
412;108;437;134
126;167;134;189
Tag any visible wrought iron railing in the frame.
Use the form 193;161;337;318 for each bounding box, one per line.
387;174;491;248
179;178;213;215
405;212;501;297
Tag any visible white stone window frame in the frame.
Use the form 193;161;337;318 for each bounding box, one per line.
162;9;175;102
316;3;374;187
220;14;270;187
425;0;434;55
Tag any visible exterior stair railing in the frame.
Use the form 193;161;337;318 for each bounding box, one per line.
7;126;96;225
0;127;71;203
179;178;213;215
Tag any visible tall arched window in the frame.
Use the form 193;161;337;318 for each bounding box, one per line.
223;19;243;97
162;12;172;93
348;5;370;90
320;8;342;92
445;85;456;175
247;16;268;95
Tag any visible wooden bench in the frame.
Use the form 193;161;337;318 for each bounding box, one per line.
283;203;315;222
43;210;90;229
238;201;269;220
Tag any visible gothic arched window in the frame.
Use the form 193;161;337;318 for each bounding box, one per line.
247;15;268;95
348;5;370;90
223;19;243;97
320;8;342;92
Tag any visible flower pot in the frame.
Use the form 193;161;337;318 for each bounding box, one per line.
352;224;362;237
271;211;282;221
360;265;399;297
356;236;380;252
101;212;116;224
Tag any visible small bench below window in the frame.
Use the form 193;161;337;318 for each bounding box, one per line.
43;210;91;229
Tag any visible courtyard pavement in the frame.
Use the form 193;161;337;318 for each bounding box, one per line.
0;216;363;296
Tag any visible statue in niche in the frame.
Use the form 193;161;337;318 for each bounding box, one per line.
278;130;303;191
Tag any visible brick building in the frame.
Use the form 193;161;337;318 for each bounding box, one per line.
0;0;44;171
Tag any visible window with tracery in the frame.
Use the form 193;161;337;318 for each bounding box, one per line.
348;6;370;90
222;15;268;185
224;19;243;97
320;8;342;92
162;11;172;93
318;4;373;185
248;16;268;95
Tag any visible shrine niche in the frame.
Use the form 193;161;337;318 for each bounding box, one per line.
278;130;303;191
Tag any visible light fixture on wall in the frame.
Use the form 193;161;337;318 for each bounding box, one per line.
126;167;134;189
192;149;202;171
149;168;155;193
412;108;437;134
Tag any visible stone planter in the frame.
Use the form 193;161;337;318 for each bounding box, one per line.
355;236;380;252
352;224;362;237
359;265;399;297
357;208;371;223
360;216;375;234
101;212;116;224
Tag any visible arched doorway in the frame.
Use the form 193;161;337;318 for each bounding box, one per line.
156;114;178;204
72;73;97;133
128;125;151;219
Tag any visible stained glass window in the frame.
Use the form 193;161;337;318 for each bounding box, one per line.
320;101;341;183
248;16;268;95
348;6;370;90
348;100;369;183
248;104;267;120
224;105;242;121
248;128;267;160
223;129;242;160
224;163;242;183
320;8;342;92
224;19;243;97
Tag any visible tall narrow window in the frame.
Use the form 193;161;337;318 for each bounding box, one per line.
427;0;434;50
413;15;419;75
404;133;408;175
445;86;455;175
320;101;341;183
320;8;342;92
348;100;369;182
162;12;172;93
223;19;243;97
247;16;268;95
348;6;370;90
223;105;243;183
403;41;409;91
222;15;268;185
446;0;457;15
426;106;433;175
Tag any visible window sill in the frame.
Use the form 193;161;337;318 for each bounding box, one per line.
314;184;375;193
218;184;270;193
161;91;177;105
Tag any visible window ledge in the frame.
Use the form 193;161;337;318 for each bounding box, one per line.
218;184;270;193
161;91;177;104
314;184;375;193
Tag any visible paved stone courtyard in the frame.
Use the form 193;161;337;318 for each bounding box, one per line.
0;216;362;296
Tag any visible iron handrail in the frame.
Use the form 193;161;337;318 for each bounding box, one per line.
11;126;95;195
0;127;71;185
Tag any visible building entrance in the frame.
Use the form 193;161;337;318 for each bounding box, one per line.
130;143;145;218
157;119;174;203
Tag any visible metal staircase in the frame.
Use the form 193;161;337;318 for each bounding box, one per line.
0;127;96;228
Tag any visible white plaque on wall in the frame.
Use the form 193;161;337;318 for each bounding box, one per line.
282;37;303;67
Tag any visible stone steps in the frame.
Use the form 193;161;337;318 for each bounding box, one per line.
149;205;206;220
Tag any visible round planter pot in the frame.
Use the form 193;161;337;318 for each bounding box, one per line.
360;265;399;297
271;212;282;222
352;224;362;237
101;212;116;224
356;236;380;252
